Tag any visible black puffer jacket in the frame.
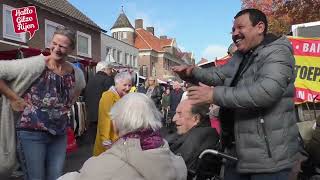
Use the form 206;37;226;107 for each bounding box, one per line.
305;116;320;165
192;35;300;173
162;121;220;178
84;71;114;123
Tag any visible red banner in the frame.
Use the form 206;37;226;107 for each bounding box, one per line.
295;87;320;103
288;37;320;57
288;36;320;104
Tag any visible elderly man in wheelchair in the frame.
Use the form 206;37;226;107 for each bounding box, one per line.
161;99;221;180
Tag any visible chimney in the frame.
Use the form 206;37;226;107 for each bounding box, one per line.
135;19;143;29
146;27;154;35
160;35;167;39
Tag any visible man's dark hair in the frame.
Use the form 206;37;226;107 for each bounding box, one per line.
235;8;268;35
191;103;210;122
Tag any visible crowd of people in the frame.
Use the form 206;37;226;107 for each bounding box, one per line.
1;7;320;180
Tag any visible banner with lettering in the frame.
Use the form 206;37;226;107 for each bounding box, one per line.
288;36;320;104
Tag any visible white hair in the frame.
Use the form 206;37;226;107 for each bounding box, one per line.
114;72;132;85
110;93;162;135
96;61;111;73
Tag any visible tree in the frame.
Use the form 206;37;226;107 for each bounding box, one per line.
281;0;320;25
241;0;320;36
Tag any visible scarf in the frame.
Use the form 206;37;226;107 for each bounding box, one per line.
121;129;164;150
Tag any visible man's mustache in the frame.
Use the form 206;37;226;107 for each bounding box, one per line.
232;35;244;43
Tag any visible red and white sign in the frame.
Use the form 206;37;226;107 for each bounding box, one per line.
11;6;39;40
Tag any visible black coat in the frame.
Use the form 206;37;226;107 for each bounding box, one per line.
137;85;146;93
84;71;114;123
147;86;162;110
305;116;320;166
169;88;184;116
162;121;220;178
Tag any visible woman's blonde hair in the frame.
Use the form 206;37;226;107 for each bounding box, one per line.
145;76;158;88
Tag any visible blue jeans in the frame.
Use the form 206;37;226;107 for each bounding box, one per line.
17;131;67;180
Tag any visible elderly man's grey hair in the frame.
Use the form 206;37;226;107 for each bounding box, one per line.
114;72;132;85
110;93;162;135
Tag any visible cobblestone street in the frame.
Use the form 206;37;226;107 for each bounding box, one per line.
7;126;96;180
63;125;97;173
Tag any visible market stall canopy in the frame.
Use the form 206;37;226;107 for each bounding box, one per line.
0;47;49;60
0;48;98;66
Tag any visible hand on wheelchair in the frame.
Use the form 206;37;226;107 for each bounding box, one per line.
298;155;320;180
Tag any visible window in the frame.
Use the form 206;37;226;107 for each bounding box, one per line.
132;56;135;67
117;51;121;63
151;63;156;76
164;59;170;70
124;53;128;65
141;65;148;77
45;19;62;47
123;32;127;39
133;56;137;67
77;31;92;57
106;47;111;56
3;5;26;42
104;47;111;61
113;49;117;61
130;55;133;66
113;32;121;39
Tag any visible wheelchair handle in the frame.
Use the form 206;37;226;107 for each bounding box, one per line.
199;149;238;162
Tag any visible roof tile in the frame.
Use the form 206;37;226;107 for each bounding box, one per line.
135;28;173;52
111;13;134;29
27;0;101;30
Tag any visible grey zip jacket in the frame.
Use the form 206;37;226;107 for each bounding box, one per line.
192;35;300;173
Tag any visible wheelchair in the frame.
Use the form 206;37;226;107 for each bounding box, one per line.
297;150;320;180
189;149;238;180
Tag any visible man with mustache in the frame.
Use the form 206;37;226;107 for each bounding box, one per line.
172;8;300;180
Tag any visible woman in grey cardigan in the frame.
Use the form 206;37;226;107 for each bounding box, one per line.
0;26;85;180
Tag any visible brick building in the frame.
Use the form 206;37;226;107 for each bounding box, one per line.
111;12;194;81
101;11;139;69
